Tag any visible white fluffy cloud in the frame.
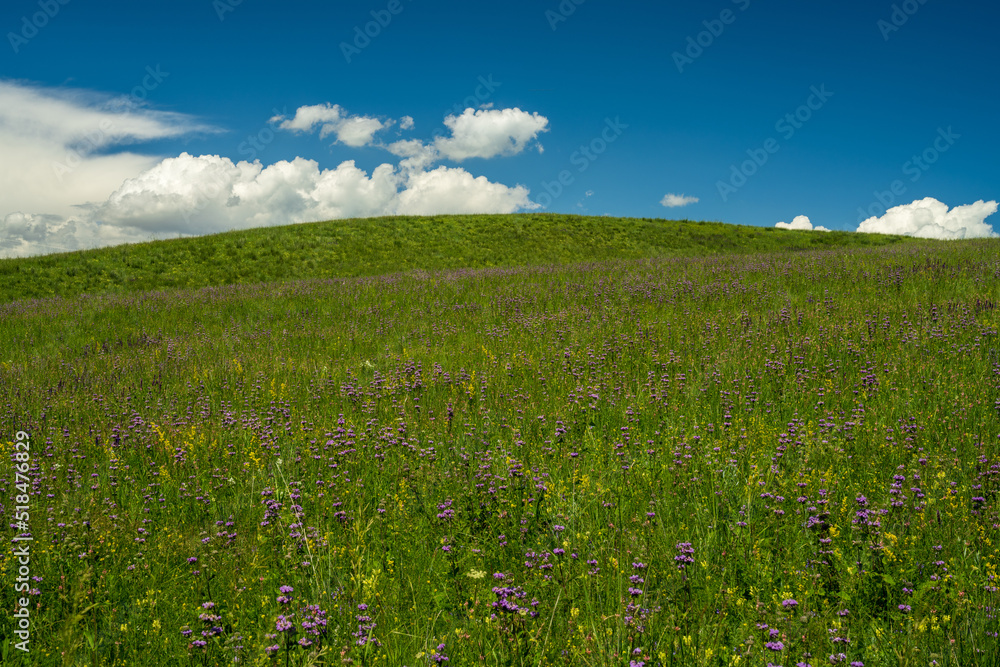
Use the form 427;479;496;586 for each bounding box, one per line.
0;84;546;257
660;193;698;208
0;79;213;230
384;107;548;165
1;211;153;257
91;154;533;234
432;108;548;161
91;153;397;234
1;152;536;256
272;103;387;147
275;103;549;163
856;197;998;239
775;215;831;232
396;166;534;215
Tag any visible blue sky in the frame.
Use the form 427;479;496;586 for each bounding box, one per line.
1;0;998;256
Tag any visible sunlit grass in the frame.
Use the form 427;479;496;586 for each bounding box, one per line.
0;213;919;303
1;238;998;666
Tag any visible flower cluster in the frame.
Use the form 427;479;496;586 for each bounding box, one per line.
260;488;282;527
264;585;329;658
181;600;226;650
354;603;380;647
674;542;695;571
430;643;450;663
491;584;538;618
436;499;455;521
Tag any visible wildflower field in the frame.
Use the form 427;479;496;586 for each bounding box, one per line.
1;234;998;666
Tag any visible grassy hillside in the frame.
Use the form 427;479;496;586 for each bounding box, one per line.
1;238;998;665
0;213;922;302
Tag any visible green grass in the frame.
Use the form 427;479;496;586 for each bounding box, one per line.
0;213;919;303
1;226;998;666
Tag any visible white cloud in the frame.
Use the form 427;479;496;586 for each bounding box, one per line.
396;166;535;215
1;211;153;257
383;107;549;170
272;103;387;147
270;103;339;133
433;108;548;161
332;116;386;147
93;153;397;234
385;138;429;159
1;86;546;257
660;193;698;208
2;151;537;257
0;79;213;224
75;153;527;238
279;103;549;164
856;197;998;240
775;215;831;232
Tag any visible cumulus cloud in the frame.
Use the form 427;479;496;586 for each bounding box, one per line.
279;103;548;164
272;103;387;147
0;152;536;256
1;211;152;257
775;215;831;232
89;153;398;234
0;79;214;225
88;153;534;235
856;197;998;239
396;166;534;215
1;86;545;257
432;108;548;161
660;193;698;208
382;107;549;166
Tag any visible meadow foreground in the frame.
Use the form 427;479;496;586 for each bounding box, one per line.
2;239;998;666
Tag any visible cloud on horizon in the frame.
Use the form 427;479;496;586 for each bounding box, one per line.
0;84;546;257
856;197;998;239
775;215;830;232
660;193;698;208
92;153;536;235
0;79;216;227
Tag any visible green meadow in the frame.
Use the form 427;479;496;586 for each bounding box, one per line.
0;213;914;302
1;215;998;666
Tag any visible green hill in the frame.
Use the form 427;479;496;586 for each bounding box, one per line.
1;215;997;665
0;213;922;302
